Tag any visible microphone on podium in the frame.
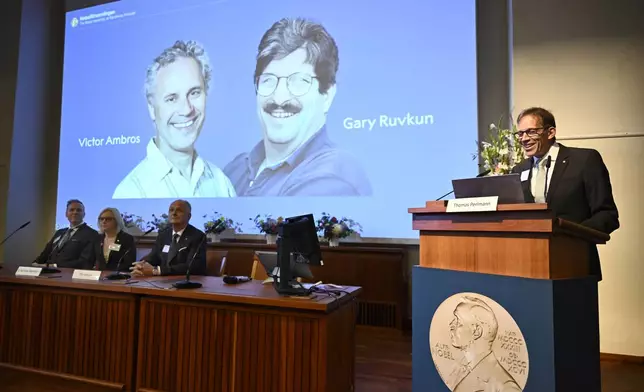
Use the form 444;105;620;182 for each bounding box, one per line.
172;234;206;289
105;228;154;280
435;169;491;201
0;221;31;270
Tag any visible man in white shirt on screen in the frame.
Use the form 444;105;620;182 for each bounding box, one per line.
113;40;235;199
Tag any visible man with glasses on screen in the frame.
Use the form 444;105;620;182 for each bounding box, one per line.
224;17;372;196
510;107;619;280
113;40;236;199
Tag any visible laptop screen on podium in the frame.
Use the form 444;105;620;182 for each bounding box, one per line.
452;174;526;204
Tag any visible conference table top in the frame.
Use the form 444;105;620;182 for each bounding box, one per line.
0;266;361;313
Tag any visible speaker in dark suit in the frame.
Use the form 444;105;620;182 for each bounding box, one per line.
33;199;99;269
511;108;619;279
95;230;136;272
132;200;206;277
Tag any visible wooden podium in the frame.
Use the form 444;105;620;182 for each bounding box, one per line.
409;201;608;392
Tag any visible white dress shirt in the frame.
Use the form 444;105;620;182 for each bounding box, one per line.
530;143;560;202
172;228;186;241
113;138;236;199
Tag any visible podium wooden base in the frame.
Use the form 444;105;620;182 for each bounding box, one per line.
412;267;600;391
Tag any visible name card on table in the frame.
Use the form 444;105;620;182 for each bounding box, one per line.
16;266;42;277
446;196;498;213
72;269;102;281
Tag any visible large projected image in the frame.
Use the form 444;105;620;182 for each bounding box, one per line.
58;0;478;238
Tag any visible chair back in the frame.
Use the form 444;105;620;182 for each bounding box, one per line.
206;250;228;276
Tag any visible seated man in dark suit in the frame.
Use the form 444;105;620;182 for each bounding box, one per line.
130;199;206;276
33;199;99;269
510;107;619;279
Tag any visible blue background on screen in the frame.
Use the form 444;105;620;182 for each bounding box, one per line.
58;0;478;238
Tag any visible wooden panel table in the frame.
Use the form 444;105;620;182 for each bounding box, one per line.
0;267;361;392
137;240;406;330
0;269;138;391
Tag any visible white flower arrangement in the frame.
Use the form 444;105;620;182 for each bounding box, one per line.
473;116;525;175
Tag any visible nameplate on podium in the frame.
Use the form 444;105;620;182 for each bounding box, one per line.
16;266;42;277
446;196;498;213
72;269;101;281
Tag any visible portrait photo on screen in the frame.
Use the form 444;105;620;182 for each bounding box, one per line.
58;0;478;239
112;39;237;199
223;17;373;198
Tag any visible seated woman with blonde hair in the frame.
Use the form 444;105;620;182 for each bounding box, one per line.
95;207;136;276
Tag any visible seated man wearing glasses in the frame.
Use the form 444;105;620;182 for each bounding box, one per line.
510;107;619;280
224;17;372;196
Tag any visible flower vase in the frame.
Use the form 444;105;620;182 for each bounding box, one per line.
127;226;143;236
207;233;220;243
328;238;340;247
220;228;235;239
266;234;277;245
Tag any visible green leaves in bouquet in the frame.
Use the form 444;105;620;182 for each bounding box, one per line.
316;212;362;240
473;115;525;175
203;212;243;235
251;214;283;235
147;213;169;232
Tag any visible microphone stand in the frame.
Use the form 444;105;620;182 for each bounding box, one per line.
0;221;31;270
41;253;62;274
0;221;31;246
435;169;491;201
104;248;133;280
172;234;205;289
435;190;454;201
42;265;61;274
105;228;154;280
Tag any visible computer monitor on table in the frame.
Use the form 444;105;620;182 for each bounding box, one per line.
255;251;314;281
271;213;322;296
452;173;526;204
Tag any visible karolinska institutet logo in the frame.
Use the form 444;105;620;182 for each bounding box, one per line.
429;293;529;392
